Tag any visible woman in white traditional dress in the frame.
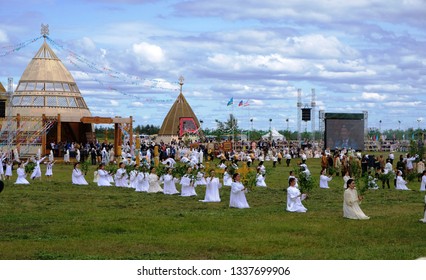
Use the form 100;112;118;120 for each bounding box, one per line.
319;168;332;189
15;160;30;185
343;170;351;189
395;170;410;190
419;195;426;223
30;156;46;180
200;169;221;202
343;179;370;220
0;153;6;180
223;167;232;187
48;149;54;162
5;159;12;180
97;164;111;186
256;167;267;187
195;165;207;186
180;166;197;197
64;149;70;164
76;149;81;163
286;177;307;212
420;170;426;191
162;168;179;195
45;160;56;180
136;167;149;192
230;173;249;209
72;162;88;185
147;167;163;193
128;167;139;189
114;162;129;187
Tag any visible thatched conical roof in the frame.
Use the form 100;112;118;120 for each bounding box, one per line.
0;82;6;93
158;92;200;136
9;40;92;122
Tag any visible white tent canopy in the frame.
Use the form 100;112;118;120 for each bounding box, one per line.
262;128;285;141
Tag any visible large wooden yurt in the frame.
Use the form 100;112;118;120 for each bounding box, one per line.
1;34;93;156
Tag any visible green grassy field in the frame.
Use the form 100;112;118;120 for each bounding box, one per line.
0;154;425;260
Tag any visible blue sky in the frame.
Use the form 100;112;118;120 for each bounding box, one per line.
1;0;426;132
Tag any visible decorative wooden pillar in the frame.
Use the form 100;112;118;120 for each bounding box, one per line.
56;114;61;144
16;114;21;153
114;122;119;158
42;114;47;155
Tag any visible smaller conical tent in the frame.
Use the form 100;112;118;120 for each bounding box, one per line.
158;78;200;139
262;128;285;141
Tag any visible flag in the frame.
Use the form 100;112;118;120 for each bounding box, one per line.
243;100;250;106
238;100;243;106
227;97;233;106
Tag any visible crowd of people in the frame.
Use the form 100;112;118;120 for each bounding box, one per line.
1;138;426;221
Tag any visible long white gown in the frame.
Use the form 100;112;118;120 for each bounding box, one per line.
128;170;138;189
286;186;307;212
72;168;88;185
180;175;197;197
396;175;410;190
420;195;426;223
15;167;30;184
148;173;163;193
162;174;179;195
420;175;426;191
97;169;111;186
30;156;46;179
45;162;54;176
343;188;370;220
200;177;221;202
256;173;267;187
114;168;129;187
223;172;232;187
230;181;249;208
319;174;332;188
135;172;149;192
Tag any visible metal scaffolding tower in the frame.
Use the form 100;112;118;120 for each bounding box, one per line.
311;88;316;141
297;88;302;141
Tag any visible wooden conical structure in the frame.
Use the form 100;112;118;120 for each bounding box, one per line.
158;77;200;141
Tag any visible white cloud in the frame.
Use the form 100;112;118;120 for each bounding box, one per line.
110;100;119;106
132;42;165;63
0;29;8;43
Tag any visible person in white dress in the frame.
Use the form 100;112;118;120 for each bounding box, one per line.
114;162;129;187
286;177;307;212
200;169;221;202
0;153;6;180
288;170;299;188
48;149;54;162
343;179;370;220
5;159;13;180
255;167;267;187
395;170;410;190
195;165;207;186
76;149;81;163
30;156;46;180
162;168;179;195
180;167;197;197
147;167;163;193
230;173;249;208
64;149;70;164
45;160;56;180
128;167;139;189
72;162;88;185
136;168;149;192
223;167;232;187
342;170;351;189
15;160;30;185
97;164;111;186
420;170;426;192
419;195;426;223
319;169;332;189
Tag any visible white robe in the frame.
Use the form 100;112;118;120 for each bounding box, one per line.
256;173;267;187
230;181;249;208
114;168;129;187
45;162;54;176
420;196;426;223
180;175;197;197
5;163;12;177
129;170;138;189
200;177;221;202
396;175;410;190
72;168;88;185
420;175;426;191
223;172;232;187
31;156;46;179
286;186;307;212
15;167;29;184
162;174;179;195
136;172;149;192
319;174;332;189
148;173;163;193
97;169;111;186
343;188;370;220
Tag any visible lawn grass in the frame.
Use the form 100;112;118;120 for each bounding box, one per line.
0;153;425;260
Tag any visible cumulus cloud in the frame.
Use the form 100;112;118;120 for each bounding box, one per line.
132;42;165;63
0;29;8;43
